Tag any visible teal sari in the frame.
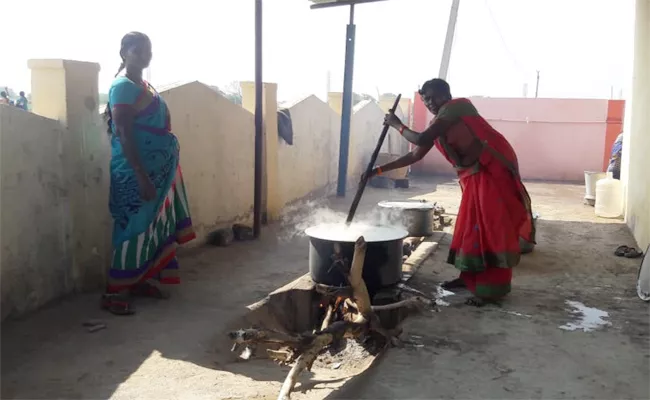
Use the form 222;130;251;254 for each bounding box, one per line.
107;76;195;292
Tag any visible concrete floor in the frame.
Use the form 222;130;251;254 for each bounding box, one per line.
2;177;648;400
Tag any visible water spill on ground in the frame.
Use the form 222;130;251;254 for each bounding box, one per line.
559;300;611;332
434;285;455;307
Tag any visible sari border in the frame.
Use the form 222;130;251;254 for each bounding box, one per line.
447;248;521;272
107;244;177;292
109;218;194;280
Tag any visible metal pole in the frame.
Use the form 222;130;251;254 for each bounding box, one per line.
438;0;460;80
253;0;263;238
336;4;357;197
535;70;540;98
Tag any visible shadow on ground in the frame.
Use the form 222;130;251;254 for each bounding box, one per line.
0;177;453;399
2;176;648;400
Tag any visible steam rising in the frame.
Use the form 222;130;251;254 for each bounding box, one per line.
278;198;408;242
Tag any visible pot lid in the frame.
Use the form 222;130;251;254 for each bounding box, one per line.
305;223;408;243
378;199;434;210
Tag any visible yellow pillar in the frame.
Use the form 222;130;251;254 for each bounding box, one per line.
28;59;111;291
378;97;394;113
329;92;361;187
399;98;412;125
241;81;281;220
327;92;344;115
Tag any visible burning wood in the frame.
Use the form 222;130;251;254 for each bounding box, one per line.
227;235;433;400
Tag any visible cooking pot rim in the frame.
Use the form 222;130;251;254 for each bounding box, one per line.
305;223;408;243
377;199;435;210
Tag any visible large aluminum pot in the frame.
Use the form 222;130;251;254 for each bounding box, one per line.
305;223;408;295
378;200;435;237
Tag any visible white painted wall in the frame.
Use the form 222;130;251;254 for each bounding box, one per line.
622;0;650;250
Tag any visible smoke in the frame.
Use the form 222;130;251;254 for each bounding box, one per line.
278;198;408;243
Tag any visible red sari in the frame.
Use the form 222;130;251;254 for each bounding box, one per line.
433;98;535;299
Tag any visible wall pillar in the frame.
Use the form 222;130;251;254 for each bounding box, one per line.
327;92;344;115
622;0;650;250
28;59;111;291
241;81;281;220
329;92;359;184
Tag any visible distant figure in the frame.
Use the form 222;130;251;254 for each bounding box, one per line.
363;78;535;307
101;32;195;315
0;91;9;105
607;132;623;180
15;91;28;110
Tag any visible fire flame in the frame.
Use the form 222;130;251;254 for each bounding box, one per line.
319;296;348;311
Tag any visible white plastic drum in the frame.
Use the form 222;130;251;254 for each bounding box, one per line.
594;172;624;218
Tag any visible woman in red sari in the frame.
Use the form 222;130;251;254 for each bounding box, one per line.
366;79;535;306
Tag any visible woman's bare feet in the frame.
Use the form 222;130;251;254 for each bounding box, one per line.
465;296;486;307
464;297;501;307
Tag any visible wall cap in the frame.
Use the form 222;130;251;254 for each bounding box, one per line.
240;81;278;90
28;59;101;72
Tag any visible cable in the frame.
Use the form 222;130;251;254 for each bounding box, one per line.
483;0;530;77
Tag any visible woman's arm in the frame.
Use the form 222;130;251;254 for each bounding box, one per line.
109;79;156;201
112;106;147;176
400;120;451;147
385;113;451;147
365;144;433;180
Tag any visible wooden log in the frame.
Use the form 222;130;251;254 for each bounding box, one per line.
347;236;371;319
228;328;303;347
276;321;366;400
320;304;335;331
267;348;294;364
314;283;353;298
371;296;433;312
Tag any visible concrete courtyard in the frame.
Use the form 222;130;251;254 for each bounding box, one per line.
2;177;648;399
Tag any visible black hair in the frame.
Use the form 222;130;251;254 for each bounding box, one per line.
0;91;6;98
419;78;452;99
19;91;25;96
103;31;151;135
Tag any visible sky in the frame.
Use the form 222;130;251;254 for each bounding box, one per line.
0;0;636;102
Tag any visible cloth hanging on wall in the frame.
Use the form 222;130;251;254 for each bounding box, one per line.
277;108;294;145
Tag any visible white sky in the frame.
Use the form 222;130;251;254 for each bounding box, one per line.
0;0;636;102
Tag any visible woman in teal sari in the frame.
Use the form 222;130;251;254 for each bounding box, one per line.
102;32;195;315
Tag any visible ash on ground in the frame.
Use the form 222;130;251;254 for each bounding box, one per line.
313;336;384;373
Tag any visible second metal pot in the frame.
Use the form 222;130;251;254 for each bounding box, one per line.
378;200;436;237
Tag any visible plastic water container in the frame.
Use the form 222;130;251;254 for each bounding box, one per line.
594;172;623;218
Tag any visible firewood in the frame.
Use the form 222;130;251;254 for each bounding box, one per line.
277;335;330;400
267;348;294;364
276;238;369;400
231;235;427;400
228;328;303;347
277;321;366;400
395;283;433;299
371;296;433;312
314;283;353;298
347;236;372;319
320;304;335;331
343;298;358;311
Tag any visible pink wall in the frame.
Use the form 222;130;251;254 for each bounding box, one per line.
411;96;615;182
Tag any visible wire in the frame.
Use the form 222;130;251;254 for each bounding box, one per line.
483;0;531;77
